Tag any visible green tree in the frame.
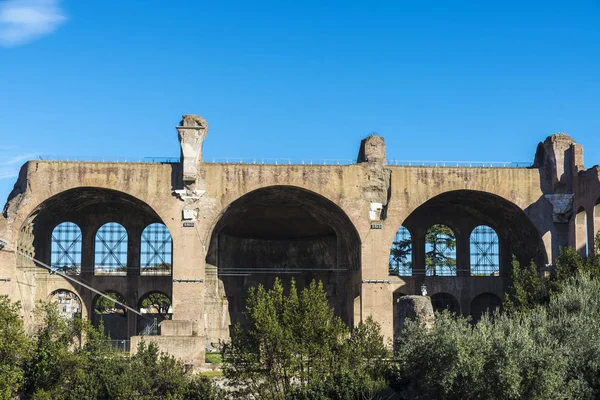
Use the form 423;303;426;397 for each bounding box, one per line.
222;278;388;399
389;235;412;275
504;257;549;313
140;292;172;315
425;224;456;276
0;296;32;400
94;292;126;315
389;277;600;399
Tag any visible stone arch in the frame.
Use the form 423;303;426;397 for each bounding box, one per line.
48;289;83;320
389;226;413;276
470;225;500;276
470;293;502;322
92;291;128;340
138;291;172;334
18;187;166;274
140;223;172;276
401;190;547;276
575;206;587;257
205;185;362;343
425;224;456;276
50;222;82;275
430;292;460;314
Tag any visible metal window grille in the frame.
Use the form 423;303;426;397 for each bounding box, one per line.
51;222;82;275
141;223;172;276
389;226;412;276
95;223;128;276
470;226;499;276
425;226;456;276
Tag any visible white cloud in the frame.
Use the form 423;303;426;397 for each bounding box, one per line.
0;0;66;47
0;152;36;180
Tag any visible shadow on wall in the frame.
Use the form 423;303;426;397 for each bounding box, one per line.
205;185;362;341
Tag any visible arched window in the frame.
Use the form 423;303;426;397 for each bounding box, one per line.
51;222;82;275
138;291;172;335
93;291;128;341
470;293;502;323
93;291;127;315
425;224;456;276
576;207;588;257
470;225;500;276
95;222;128;276
141;223;172;276
49;289;82;320
431;293;460;314
139;292;172;315
389;226;412;276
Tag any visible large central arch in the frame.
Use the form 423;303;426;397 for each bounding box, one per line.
205;185;361;343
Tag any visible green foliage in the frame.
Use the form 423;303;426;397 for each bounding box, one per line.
389;233;412;275
0;297;221;400
205;352;222;364
425;224;456;275
505;242;600;313
140;292;172;315
222;278;388;399
0;296;32;400
504;256;549;313
390;277;600;399
94;292;126;315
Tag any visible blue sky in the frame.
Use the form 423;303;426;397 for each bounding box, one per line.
1;0;599;204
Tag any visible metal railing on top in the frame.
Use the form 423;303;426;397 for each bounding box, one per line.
38;156;181;163
386;160;532;168
37;156;533;168
206;157;355;165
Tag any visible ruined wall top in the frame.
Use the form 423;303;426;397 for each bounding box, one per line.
177;114;209;184
357;135;386;165
534;132;583;194
180;114;208;128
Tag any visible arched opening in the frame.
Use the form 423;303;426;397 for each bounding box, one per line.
425;224;456;276
140;223;172;276
138;291;172;335
595;198;600;254
470;225;500;276
430;293;460;314
401;190;547;276
50;222;82;275
95;222;128;276
49;289;82;320
18;187;165;274
205;185;361;343
470;293;502;323
575;206;587;257
17;187;172;338
93;291;128;340
389;226;412;276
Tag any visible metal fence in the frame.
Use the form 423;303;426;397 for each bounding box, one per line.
108;340;130;352
38;156;180;163
386;160;532;168
38;155;532;168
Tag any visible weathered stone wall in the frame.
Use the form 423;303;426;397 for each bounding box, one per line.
2;115;599;367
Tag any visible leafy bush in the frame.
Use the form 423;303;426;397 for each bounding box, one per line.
390;277;600;399
222;278;388;399
0;298;222;400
